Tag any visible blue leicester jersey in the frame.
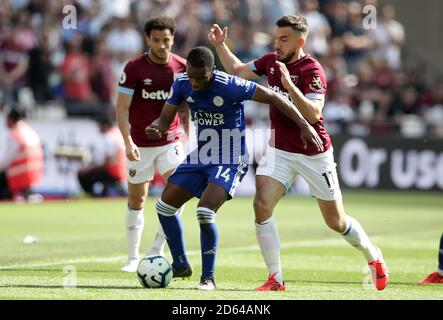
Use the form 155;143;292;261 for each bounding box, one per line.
166;70;257;164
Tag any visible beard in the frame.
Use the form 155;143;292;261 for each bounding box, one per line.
276;49;296;64
151;49;169;62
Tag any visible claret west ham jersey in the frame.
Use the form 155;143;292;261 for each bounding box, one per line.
118;52;186;147
249;52;332;155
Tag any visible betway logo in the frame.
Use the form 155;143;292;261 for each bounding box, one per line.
268;85;293;102
142;89;170;100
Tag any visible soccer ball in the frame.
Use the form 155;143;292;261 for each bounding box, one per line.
136;255;173;288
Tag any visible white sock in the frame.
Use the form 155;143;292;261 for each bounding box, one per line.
255;216;283;283
147;205;185;256
437;268;443;276
341;215;379;263
126;206;144;261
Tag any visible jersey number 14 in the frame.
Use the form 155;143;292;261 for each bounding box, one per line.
215;166;231;183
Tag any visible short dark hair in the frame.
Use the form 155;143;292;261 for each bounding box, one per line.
276;15;309;35
7;108;24;123
144;16;176;37
187;46;214;69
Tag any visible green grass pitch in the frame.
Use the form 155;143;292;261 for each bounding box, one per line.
0;190;442;300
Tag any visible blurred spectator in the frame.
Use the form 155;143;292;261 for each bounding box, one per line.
0;0;440;139
261;0;298;34
77;114;126;197
105;17;143;62
0;108;43;200
27;31;55;102
323;92;356;133
388;86;421;122
341;1;373;73
104;17;144;84
90;40;115;107
60;34;106;118
324;0;349;38
14;10;37;50
370;5;405;70
300;0;331;57
235;24;268;63
173;2;204;57
0;16;29;109
320;37;348;95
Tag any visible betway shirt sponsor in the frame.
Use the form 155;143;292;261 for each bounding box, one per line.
117;53;186;147
167;71;257;164
249;52;331;155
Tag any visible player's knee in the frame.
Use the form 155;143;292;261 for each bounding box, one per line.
198;196;224;212
253;198;273;223
128;194;145;210
128;188;147;208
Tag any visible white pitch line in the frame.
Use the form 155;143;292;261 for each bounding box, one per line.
0;229;438;270
0;237;350;270
0;256;127;270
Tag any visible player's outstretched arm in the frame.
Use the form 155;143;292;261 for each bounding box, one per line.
208;24;259;80
251;85;324;151
145;103;179;140
116;92;140;161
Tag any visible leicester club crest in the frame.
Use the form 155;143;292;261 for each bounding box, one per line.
213;96;224;107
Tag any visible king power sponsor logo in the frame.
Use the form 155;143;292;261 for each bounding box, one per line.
193;111;225;126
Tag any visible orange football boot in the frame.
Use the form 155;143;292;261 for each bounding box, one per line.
255;273;286;291
368;247;389;291
418;272;443;284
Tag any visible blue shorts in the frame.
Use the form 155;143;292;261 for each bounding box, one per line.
168;160;248;199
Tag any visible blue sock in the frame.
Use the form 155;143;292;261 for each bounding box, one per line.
156;199;189;269
197;207;218;279
438;233;443;272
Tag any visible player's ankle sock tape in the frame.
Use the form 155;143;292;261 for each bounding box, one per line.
156;199;179;217
341;215;352;235
255;216;273;226
197;207;216;224
128;204;144;214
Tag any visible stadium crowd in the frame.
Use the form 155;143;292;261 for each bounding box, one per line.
0;0;442;138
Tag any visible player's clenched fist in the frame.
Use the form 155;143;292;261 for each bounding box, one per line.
145;121;162;140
